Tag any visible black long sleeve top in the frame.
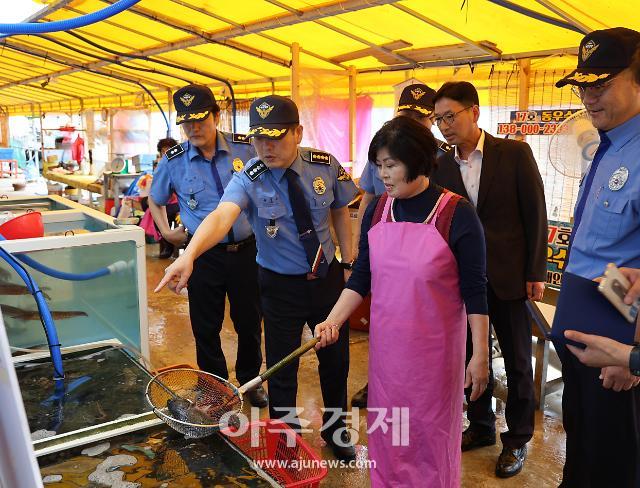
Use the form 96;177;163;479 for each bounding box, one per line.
346;183;489;315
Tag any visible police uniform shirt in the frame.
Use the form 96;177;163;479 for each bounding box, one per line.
358;159;387;196
221;148;358;275
358;139;452;196
150;131;255;241
567;112;640;279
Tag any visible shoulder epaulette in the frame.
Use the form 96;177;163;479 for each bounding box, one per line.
437;139;452;153
303;150;331;165
232;133;250;145
246;160;268;181
166;144;185;160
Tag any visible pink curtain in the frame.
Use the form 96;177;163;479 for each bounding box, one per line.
310;95;373;168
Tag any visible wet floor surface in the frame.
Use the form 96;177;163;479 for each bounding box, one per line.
39;426;272;487
144;247;567;487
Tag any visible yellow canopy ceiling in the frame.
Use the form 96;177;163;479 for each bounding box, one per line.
0;0;637;115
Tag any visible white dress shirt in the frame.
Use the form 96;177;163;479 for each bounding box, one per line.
454;130;485;207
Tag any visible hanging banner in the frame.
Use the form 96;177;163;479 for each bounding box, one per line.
497;109;581;136
546;220;572;288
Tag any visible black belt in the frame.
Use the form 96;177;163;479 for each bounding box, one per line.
260;258;335;280
187;234;255;253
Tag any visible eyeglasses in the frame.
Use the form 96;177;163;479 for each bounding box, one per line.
570;77;616;100
433;106;473;127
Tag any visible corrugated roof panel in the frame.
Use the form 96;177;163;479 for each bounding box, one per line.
256;21;371;58
138;0;233;32
186;0;285;25
47;0;192;44
169;43;290;80
0;0;637;114
399;0;583;54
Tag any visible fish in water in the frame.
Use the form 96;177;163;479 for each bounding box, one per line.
0;304;87;321
166;398;215;425
0;282;51;300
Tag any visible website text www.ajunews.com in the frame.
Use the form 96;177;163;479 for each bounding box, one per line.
252;457;376;472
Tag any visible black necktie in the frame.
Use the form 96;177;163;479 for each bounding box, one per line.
210;156;235;242
285;168;329;278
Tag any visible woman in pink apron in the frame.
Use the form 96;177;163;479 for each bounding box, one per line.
315;117;490;487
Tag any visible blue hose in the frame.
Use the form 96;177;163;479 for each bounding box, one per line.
0;234;128;280
0;245;64;382
0;0;141;35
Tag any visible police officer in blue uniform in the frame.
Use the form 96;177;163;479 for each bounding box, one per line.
554;28;640;487
351;83;452;408
149;84;267;408
156;95;358;461
358;83;451;200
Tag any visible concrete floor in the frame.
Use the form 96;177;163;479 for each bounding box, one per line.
145;246;566;487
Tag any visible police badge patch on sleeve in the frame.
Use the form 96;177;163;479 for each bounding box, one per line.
337;165;351;181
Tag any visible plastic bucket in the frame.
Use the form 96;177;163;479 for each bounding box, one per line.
0;211;44;239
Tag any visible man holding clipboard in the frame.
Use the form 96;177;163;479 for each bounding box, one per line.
564;267;640;378
553;28;640;487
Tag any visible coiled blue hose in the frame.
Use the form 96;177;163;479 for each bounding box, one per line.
0;0;141;35
0;244;64;382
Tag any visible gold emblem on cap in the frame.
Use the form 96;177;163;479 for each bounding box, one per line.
581;40;599;62
176;111;209;123
180;93;195;107
567;72;610;83
247;126;288;138
410;87;426;100
232;158;244;172
256;102;274;119
397;104;432;116
313;176;326;195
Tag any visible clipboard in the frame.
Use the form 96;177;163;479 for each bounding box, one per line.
550;271;637;348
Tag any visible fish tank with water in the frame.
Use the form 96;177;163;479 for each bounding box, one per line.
0;195;154;455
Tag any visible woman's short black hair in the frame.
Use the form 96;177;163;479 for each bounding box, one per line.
368;116;438;182
157;137;178;154
433;81;479;107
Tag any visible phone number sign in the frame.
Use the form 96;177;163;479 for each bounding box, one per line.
497;109;580;136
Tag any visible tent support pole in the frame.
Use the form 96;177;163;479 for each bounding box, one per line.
291;43;300;106
517;58;531;142
348;66;357;163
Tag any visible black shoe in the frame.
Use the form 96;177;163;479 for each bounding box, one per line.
322;429;356;461
461;427;496;452
158;239;174;259
495;445;527;478
351;384;368;408
246;386;268;408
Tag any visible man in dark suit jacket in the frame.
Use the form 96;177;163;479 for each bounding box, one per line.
431;81;547;479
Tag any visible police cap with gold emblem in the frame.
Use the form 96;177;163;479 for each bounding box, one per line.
557;27;640;87
397;83;437;117
248;95;299;140
174;84;219;125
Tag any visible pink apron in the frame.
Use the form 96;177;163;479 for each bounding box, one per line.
367;191;467;487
